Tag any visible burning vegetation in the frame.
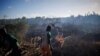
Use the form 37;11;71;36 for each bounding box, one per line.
0;14;100;56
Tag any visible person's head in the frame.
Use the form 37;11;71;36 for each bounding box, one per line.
46;25;51;32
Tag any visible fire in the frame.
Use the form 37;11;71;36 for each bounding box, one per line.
55;34;64;47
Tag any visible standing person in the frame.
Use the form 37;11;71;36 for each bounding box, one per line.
46;25;51;45
0;27;21;56
46;25;52;56
40;25;52;56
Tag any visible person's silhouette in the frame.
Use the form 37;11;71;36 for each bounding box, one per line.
46;25;51;44
40;25;52;56
0;27;21;56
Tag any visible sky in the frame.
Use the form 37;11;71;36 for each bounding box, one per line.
0;0;100;19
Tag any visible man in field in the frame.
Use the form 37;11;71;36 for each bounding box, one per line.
40;25;52;56
46;25;52;45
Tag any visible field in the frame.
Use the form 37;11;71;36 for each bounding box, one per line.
0;14;100;56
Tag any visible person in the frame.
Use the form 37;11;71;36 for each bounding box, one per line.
0;27;21;56
46;25;51;44
40;25;52;56
46;25;52;56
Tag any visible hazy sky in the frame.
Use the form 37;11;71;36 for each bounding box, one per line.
0;0;100;18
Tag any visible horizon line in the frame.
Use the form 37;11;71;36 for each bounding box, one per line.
0;12;100;19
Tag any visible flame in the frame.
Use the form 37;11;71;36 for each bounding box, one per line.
55;34;64;47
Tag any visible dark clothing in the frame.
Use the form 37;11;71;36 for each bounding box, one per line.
1;34;21;56
4;34;17;46
47;32;51;44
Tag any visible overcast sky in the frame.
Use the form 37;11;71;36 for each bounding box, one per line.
0;0;100;18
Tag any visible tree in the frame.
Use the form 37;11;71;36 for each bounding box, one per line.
22;16;26;20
